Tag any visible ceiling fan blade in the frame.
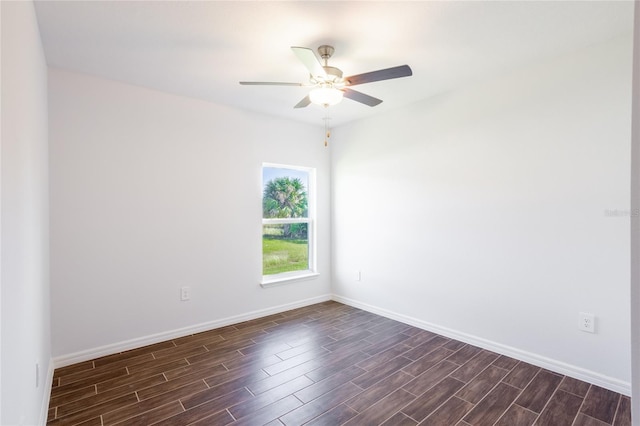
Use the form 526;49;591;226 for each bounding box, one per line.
239;81;303;86
342;88;383;107
294;95;311;109
291;47;327;79
344;65;412;86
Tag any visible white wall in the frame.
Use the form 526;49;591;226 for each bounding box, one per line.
1;2;52;425
49;69;331;360
332;35;633;392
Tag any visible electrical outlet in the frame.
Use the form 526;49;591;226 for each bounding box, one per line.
579;312;595;333
180;286;191;301
356;270;362;281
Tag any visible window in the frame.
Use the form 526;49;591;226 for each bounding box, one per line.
262;164;316;285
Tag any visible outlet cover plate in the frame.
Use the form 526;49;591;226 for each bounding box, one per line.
579;312;595;333
180;286;191;301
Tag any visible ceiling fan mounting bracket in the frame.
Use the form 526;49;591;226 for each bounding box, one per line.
317;45;335;62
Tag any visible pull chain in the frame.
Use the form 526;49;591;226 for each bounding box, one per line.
323;109;331;147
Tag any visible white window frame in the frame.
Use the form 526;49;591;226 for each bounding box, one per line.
261;163;318;287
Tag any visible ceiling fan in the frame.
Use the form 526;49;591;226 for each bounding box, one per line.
240;45;412;109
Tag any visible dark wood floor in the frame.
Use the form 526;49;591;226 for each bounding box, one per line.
47;301;631;426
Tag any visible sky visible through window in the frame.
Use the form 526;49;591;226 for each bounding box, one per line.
263;167;309;192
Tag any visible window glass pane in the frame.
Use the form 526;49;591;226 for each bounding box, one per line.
263;167;309;219
263;224;309;275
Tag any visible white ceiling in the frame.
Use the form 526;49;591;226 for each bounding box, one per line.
34;1;634;127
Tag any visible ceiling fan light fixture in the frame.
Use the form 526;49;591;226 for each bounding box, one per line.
309;86;343;107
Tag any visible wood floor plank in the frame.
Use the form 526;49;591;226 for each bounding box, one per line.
402;346;453;377
580;385;621;424
55;367;129;389
494;403;538;426
402;330;438;348
49;385;97;408
456;365;509;404
449;350;499;383
403;336;450;361
294;364;365;403
92;341;176;367
229;375;313;419
534;389;584;426
573;413;611;425
102;381;208;425
49;416;103;426
347;370;414;412
111;401;184;426
304;404;358;426
238;341;292;357
401;377;466;422
419;396;474;426
155;387;253;425
161;357;226;381
280;382;362;425
614;396;632;426
446;344;483;365
366;321;411;338
185;343;253;367
463;382;521;426
87;353;156;372
402;360;459;396
275;337;334;360
180;386;253;410
344;389;416;426
49;393;139;426
329;324;375;341
381;412;418;425
322;329;374;352
53;361;95;379
514;370;562;413
56;375;165;417
304;350;370;383
233;394;304;425
187;409;235;426
149;343;209;361
443;340;467;352
263;347;330;376
502;362;540;389
222;353;282;372
136;364;226;400
113;357;189;380
356;344;411;371
284;333;336;348
558;376;591;397
247;361;322;395
351;356;412;389
362;333;412;356
204;369;270;398
95;369;168;394
492;355;519;371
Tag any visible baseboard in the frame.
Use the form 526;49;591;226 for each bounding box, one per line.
53;294;332;369
39;359;55;425
332;294;631;396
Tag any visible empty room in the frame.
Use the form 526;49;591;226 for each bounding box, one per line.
2;1;640;425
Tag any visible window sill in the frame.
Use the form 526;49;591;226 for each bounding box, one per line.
260;271;320;288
